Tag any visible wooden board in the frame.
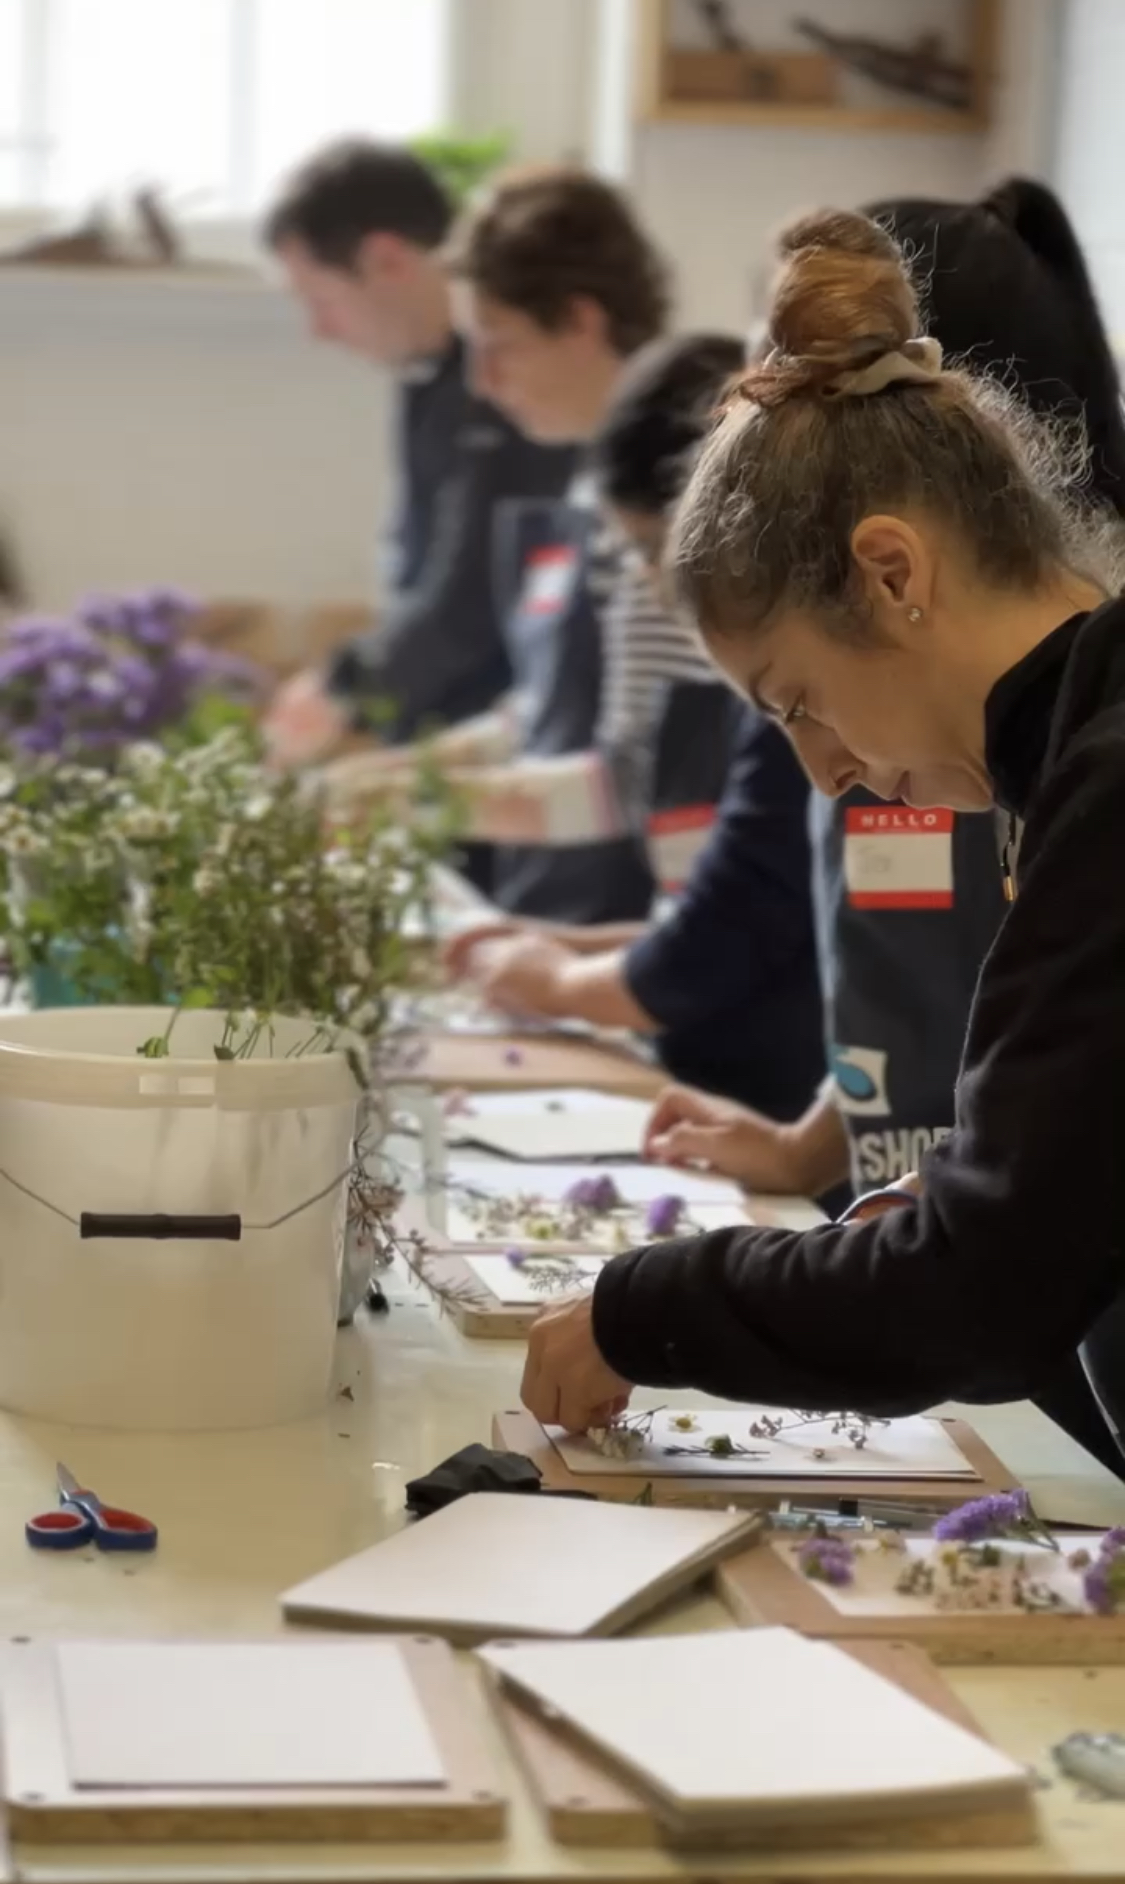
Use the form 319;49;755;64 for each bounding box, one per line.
488;1639;1030;1851
479;1630;1034;1853
492;1409;1016;1512
415;1029;664;1100
718;1530;1125;1666
281;1492;759;1646
2;1635;505;1845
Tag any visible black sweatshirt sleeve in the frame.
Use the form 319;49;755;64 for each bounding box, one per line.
624;713;813;1030
327;448;515;743
594;727;1125;1415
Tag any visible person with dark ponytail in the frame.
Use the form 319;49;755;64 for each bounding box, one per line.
520;192;1125;1463
642;179;1125;1471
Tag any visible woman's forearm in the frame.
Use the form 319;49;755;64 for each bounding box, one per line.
778;1087;852;1197
539;949;656;1031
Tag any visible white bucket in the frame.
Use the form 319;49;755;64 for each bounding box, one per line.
0;1008;360;1431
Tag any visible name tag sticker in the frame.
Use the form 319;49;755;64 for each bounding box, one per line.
647;804;717;893
844;806;954;909
522;546;577;617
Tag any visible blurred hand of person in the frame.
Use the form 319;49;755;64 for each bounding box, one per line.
468;933;574;1018
443;918;522;981
838;1172;922;1225
520;1293;632;1433
263;669;350;769
644;1083;803;1192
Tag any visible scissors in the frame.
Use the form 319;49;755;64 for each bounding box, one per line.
25;1462;158;1553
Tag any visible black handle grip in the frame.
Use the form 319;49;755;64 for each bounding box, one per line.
79;1214;243;1241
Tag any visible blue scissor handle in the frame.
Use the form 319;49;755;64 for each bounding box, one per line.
26;1492;157;1553
65;1489;158;1553
25;1508;94;1550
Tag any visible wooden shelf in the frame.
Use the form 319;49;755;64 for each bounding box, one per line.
636;0;999;135
641;100;989;133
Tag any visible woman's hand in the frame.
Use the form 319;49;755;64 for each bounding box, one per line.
467;934;574;1018
443;919;522;981
263;669;350;768
839;1172;922;1224
644;1083;802;1191
521;1293;633;1433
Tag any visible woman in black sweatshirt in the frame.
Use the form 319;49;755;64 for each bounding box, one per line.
520;202;1125;1446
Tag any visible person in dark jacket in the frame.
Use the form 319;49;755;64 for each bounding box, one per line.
643;180;1125;1467
443;331;825;1124
520;202;1125;1455
260;139;573;762
647;183;1125;1185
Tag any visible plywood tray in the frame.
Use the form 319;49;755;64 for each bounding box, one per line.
718;1534;1125;1666
492;1408;1016;1512
486;1638;1034;1851
2;1635;505;1845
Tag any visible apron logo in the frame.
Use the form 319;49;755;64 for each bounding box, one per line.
844;805;954;909
521;546;577;617
831;1044;891;1117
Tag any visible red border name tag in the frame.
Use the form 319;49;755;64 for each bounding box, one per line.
648;804;717;893
522;546;576;616
844;806;954;909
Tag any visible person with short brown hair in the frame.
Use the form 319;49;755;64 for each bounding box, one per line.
260;139;573;831
336;167;731;923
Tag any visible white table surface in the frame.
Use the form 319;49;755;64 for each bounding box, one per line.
3;1120;1125;1882
1;1252;1124;1883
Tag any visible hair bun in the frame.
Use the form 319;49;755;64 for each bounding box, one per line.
741;208;920;407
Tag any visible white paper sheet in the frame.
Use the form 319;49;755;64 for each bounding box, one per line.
463;1252;605;1305
549;1408;978;1480
479;1630;1026;1815
445;1157;745;1208
56;1641;446;1791
282;1494;756;1640
446;1089;651;1161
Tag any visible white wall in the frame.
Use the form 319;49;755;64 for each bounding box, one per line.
0;273;385;612
0;0;1054;612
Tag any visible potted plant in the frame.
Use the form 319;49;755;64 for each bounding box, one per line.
0;730;456;1428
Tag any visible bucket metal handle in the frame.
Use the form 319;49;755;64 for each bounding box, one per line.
79;1214;243;1241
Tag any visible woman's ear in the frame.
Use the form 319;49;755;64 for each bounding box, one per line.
851;515;932;628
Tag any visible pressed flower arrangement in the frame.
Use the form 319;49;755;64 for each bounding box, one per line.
0;725;458;1065
786;1489;1125;1616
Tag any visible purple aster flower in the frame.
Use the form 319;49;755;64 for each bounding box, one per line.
798;1535;855;1586
932;1490;1030;1544
1083;1547;1125;1616
644;1193;684;1236
505;1249;528;1269
77;594;134;636
564;1174;621;1213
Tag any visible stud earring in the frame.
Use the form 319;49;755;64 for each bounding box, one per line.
907;606;923;623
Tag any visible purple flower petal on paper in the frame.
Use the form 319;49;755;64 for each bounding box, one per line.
645;1193;684;1236
798;1536;855;1586
932;1490;1030;1544
564;1174;621;1213
503;1047;524;1066
505;1249;527;1269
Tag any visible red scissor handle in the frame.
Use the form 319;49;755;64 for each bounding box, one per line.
25;1509;91;1550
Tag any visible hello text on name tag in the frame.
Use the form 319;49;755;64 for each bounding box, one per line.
844;806;954;909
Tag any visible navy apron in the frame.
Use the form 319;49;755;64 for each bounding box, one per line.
490;494;654;923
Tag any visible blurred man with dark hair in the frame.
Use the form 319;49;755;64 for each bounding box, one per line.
262;140;573;813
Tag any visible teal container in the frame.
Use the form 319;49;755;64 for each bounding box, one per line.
28;959;88;1008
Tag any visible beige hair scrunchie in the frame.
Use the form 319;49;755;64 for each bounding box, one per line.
823;335;944;398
